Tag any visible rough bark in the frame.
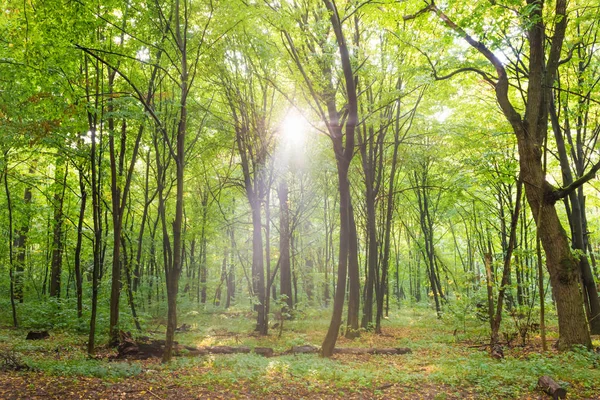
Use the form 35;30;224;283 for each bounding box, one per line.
425;0;591;349
49;157;67;298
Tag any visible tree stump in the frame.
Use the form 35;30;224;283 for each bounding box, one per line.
491;344;504;359
538;376;566;400
26;331;49;340
176;323;191;332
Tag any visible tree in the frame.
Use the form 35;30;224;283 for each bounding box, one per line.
408;0;595;348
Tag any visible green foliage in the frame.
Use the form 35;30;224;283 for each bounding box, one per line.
26;358;143;379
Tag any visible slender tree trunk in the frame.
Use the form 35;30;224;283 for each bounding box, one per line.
346;200;360;338
199;192;208;304
484;252;495;333
534;234;548;352
50;157;68;298
108;71;122;346
133;150;153;293
251;195;268;334
278;179;293;311
322;156;351;356
4;165;18;327
163;0;188;361
88;120;103;356
122;234;142;331
491;181;522;345
74;170;87;318
13;180;32;303
551;102;600;334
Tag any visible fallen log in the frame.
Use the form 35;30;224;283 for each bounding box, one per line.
205;346;250;354
291;345;320;354
254;347;274;357
371;347;412;355
538;376;566;400
333;347;412;355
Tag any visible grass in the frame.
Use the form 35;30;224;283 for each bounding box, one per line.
1;305;599;399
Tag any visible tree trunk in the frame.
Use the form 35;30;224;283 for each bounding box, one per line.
13;181;32;303
163;0;187;362
491;181;522;345
251;196;268;335
74;170;87;318
278;179;293;311
346;200;361;338
50;157;68;298
108;71;122;346
427;0;591;349
322;155;351;356
551;101;600;334
4;164;18;327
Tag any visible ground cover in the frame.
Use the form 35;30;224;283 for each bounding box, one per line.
1;307;599;399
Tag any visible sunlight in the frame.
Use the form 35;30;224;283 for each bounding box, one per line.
280;108;308;149
136;47;150;62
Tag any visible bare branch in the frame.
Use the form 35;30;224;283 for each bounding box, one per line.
552;158;600;201
402;3;433;21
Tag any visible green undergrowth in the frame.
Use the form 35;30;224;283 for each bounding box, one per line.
1;305;599;398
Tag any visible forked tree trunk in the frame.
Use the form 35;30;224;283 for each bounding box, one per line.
425;0;592;349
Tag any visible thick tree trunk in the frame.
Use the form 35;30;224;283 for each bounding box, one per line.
426;0;591;349
517;135;591;349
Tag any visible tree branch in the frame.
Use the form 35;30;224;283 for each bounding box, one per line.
552;158;600;201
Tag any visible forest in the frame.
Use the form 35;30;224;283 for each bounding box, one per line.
0;0;600;398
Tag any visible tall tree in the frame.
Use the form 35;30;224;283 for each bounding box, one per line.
409;0;595;348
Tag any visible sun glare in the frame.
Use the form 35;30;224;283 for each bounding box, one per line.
280;109;308;148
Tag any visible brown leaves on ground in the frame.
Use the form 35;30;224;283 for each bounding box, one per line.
0;370;478;400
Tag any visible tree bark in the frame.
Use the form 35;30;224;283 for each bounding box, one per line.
50;157;68;298
74;169;87;318
278;179;293;311
426;0;591;349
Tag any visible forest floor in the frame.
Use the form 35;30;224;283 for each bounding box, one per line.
1;306;600;399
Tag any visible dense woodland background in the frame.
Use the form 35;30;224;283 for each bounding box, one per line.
1;0;600;372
